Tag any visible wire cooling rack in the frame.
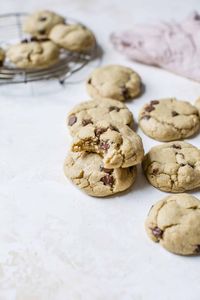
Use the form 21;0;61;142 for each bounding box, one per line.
0;13;99;85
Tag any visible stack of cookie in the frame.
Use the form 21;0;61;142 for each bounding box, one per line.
64;98;144;197
2;10;96;69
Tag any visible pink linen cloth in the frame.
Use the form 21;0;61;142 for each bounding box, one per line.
110;12;200;82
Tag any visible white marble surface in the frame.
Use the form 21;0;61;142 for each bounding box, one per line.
1;0;200;299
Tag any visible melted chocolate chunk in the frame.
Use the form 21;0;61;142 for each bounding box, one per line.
99;140;110;151
152;168;159;175
39;16;47;22
88;78;92;84
172;111;179;117
152;227;163;238
95;127;107;136
38;29;46;35
172;144;181;149
82;119;93;126
100;174;114;187
194;245;200;254
109;106;120;112
151;100;159;105
145;105;155;113
68;115;77;126
121;86;129;98
100;165;113;174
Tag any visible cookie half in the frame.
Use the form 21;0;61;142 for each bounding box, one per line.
71;120;144;168
64;151;137;197
7;39;60;69
145;194;200;256
86;65;142;102
67;99;134;136
49;24;95;52
23;10;65;38
139;98;200;141
142;141;200;192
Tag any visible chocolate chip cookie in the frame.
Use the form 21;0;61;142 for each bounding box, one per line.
67;99;134;136
145;194;200;256
49;24;95;52
23;10;65;38
71;120;144;168
0;48;5;66
86;65;142;102
139;98;200;141
7;39;60;69
143;141;200;192
64;151;137;197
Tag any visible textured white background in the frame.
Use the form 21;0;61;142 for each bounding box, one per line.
1;0;200;299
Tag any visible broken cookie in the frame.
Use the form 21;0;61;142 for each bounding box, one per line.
64;151;137;197
71;120;144;169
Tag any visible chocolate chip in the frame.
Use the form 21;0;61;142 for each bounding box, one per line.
152;168;159;175
172;144;181;149
121;86;129;99
152;227;163;238
100;165;113;174
68;115;77;126
172;111;179;117
39;16;47;22
109;106;120;112
99;140;110;151
151;100;159;105
38;29;46;35
100;174;114;187
95;127;107;136
145;105;155;113
180;163;186;167
142;115;151;120
88;78;92;84
30;37;49;42
194;245;200;254
82;119;93;126
21;39;28;43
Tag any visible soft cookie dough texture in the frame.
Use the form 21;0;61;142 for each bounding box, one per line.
67;99;134;136
23;10;65;38
145;194;200;256
86;65;142;101
139;98;200;141
7;40;60;69
72;120;144;169
64;152;137;197
143;141;200;192
49;24;95;52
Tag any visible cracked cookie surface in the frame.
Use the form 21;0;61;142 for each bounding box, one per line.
64;151;137;197
49;24;95;52
86;65;142;101
195;97;200;115
145;194;200;255
139;98;200;141
6;40;60;69
71;120;144;169
23;10;65;38
143;141;200;192
67;99;134;136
